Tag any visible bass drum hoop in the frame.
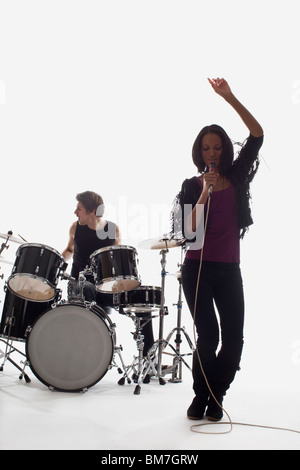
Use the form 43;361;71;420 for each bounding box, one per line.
26;302;115;392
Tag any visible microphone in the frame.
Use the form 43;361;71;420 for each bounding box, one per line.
208;161;216;196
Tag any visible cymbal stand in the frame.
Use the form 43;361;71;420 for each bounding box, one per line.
0;237;9;256
163;262;194;382
149;240;169;385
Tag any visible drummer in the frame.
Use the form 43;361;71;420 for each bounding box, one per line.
62;190;120;300
62;190;154;355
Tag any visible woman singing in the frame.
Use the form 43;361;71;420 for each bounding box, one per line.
174;78;264;421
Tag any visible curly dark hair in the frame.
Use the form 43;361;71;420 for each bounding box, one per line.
76;191;104;215
192;124;234;175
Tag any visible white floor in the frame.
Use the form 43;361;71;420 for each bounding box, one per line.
1;322;300;452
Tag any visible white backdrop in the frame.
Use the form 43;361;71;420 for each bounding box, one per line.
0;0;300;411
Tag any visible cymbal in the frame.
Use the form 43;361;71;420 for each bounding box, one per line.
0;256;13;265
138;236;182;250
0;232;24;244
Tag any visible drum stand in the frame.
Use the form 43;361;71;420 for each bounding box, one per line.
117;313;157;395
144;247;194;385
0;335;31;383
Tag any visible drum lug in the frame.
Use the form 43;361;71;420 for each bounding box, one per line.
110;323;117;336
25;325;32;337
86;301;96;310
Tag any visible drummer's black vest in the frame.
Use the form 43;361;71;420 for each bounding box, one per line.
71;221;116;279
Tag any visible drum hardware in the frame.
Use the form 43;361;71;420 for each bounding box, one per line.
117;307;159;395
0;337;31;382
147;256;194;384
0;231;21;267
137;237;193;384
163;260;194;383
156;242;169;384
138;236;171;385
0;230;24;247
0;237;10;256
65;268;95;303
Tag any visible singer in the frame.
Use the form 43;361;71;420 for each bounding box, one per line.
172;78;263;421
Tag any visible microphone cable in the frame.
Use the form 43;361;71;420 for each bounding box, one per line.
189;187;300;437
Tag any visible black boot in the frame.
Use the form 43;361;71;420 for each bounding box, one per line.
187;393;209;420
206;393;224;421
187;353;214;420
205;358;239;421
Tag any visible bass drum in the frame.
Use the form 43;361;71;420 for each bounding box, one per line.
26;302;115;392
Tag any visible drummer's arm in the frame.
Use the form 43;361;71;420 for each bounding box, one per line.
62;222;76;260
114;225;121;245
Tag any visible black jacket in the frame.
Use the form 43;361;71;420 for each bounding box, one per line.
172;134;264;241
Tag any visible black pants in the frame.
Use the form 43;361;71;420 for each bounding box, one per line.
181;259;244;398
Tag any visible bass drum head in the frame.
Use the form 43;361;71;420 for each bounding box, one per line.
26;303;115;392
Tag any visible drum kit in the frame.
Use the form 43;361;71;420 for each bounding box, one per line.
0;230;194;395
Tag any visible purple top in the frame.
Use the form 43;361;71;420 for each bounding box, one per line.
186;179;240;263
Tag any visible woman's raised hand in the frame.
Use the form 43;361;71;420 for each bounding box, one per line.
207;77;232;99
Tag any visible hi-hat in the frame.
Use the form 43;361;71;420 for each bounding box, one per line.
138;236;183;250
0;231;24;244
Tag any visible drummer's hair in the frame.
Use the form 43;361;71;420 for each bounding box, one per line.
76;191;104;215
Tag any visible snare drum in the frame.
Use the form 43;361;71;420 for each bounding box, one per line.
0;288;54;342
90;245;141;293
26;302;116;392
8;243;65;302
119;286;162;314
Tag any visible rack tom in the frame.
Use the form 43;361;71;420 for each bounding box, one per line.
8;243;65;302
90;245;141;293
